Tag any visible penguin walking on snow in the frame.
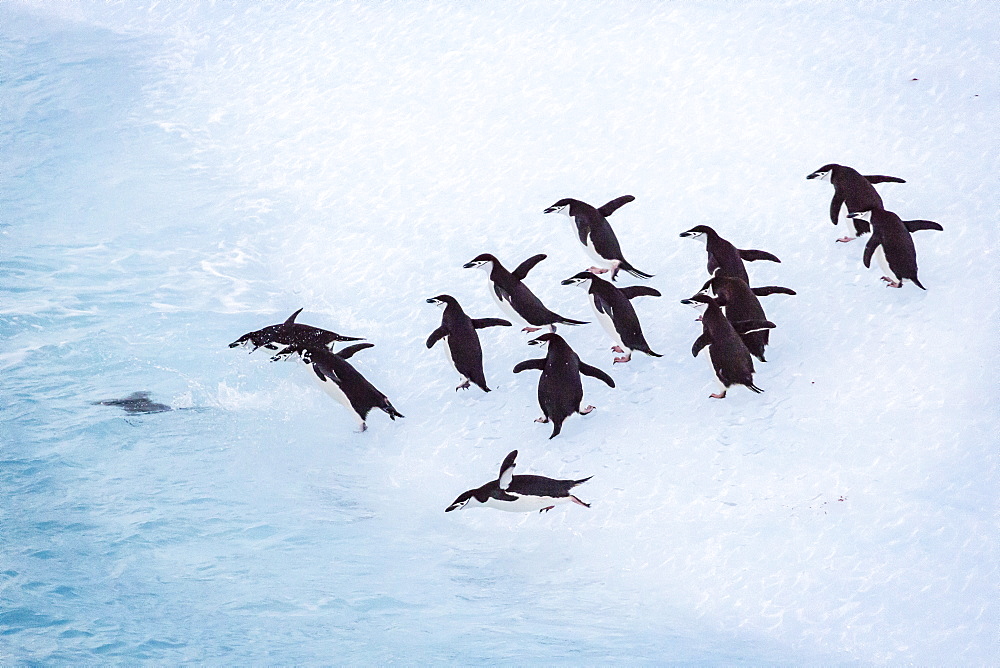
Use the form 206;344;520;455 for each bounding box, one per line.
426;294;511;392
445;449;592;513
679;225;781;284
847;209;942;289
514;333;615;438
699;275;795;362
806;163;906;241
543;196;653;281
464;253;589;332
680;293;774;398
561;271;662;363
286;342;404;431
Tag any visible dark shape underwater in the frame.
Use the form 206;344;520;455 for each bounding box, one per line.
92;391;173;414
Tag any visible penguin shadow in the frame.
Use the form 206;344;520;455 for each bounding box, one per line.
91;391;206;425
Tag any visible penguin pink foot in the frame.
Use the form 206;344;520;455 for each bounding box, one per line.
710;391;727;399
522;326;543;333
539;506;554;513
836;236;856;243
534;416;549;423
580;405;595;415
881;276;903;288
611;346;624;353
588;266;609;274
456;379;471;391
613;354;631;364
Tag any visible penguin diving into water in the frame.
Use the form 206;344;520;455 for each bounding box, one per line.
543;195;653;281
698;275;795;363
679;225;781;284
561;271;662;363
445;449;592;513
463;253;589;332
92;391;173;414
229;308;363;358
847;210;942;289
806;163;906;242
425;294;511;392
513;333;615;438
681;293;774;399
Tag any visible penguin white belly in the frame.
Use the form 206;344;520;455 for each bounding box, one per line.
442;336;468;383
309;368;365;427
483;494;570;513
584;234;612;267
873;245;893;278
589;293;626;351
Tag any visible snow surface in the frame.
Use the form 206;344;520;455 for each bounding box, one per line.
1;0;997;663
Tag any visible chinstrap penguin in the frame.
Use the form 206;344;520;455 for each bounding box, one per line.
806;163;905;241
543;195;653;281
681;293;774;398
679;225;780;284
284;342;404;431
463;253;589;332
445;449;592;513
699;275;795;363
426;294;511;392
229;308;363;358
513;332;615;438
561;271;662;363
847;210;942;289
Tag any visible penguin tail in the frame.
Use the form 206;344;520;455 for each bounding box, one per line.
642;348;663;358
558;318;590;326
911;277;927;290
621;262;653;279
549;419;564;439
746;383;764;394
381;400;405;420
571;475;593;487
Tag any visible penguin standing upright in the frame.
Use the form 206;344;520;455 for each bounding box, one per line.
426;294;511;392
680;293;774;398
445;450;592;513
806;163;906;241
847;210;942;289
463;253;589;332
543;196;653;281
513;333;615;438
561;271;662;363
287;342;404;431
699;275;795;362
679;225;781;283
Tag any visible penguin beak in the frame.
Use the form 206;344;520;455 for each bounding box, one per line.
806;172;818;179
462;261;478;269
425;298;437;304
560;278;577;286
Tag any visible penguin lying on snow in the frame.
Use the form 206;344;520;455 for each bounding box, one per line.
807;163;906;241
699;275;795;363
847;210;942;289
679;225;780;284
681;293;774;399
464;253;588;332
543;195;653;281
426;295;511;392
513;333;615;438
229;308;363;358
446;450;592;513
561;271;662;363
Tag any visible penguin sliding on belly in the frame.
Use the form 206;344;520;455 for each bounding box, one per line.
847;210;942;289
425;295;511;392
513;333;615;438
681;293;774;398
699;275;795;362
446;449;592;513
561;271;662;363
679;225;780;284
543;195;653;281
285;342;404;432
463;253;589;332
807;163;906;242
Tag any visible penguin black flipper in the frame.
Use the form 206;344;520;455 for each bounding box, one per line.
498;450;517;489
513;358;546;373
691;333;711;357
751;286;797;297
903;220;943;233
312;362;337;383
512;254;547;281
739;249;781;263
619;286;662;300
471;318;512;329
732;320;776;334
578;363;615;388
426;326;447;348
597;195;635;217
862;235;881;269
829;191;846;226
337;343;375;360
864;175;906;184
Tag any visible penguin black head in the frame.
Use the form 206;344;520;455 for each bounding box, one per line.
807;164;838;181
560;271;596;287
846;210;872;223
681;293;715;309
543;198;576;216
528;332;561;347
426;295;457;309
463;253;498;270
445;490;476;512
679;225;716;241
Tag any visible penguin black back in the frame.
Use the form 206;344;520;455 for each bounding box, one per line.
807;163;906;240
701;275;795;362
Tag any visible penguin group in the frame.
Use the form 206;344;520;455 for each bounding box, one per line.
228;168;942;515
